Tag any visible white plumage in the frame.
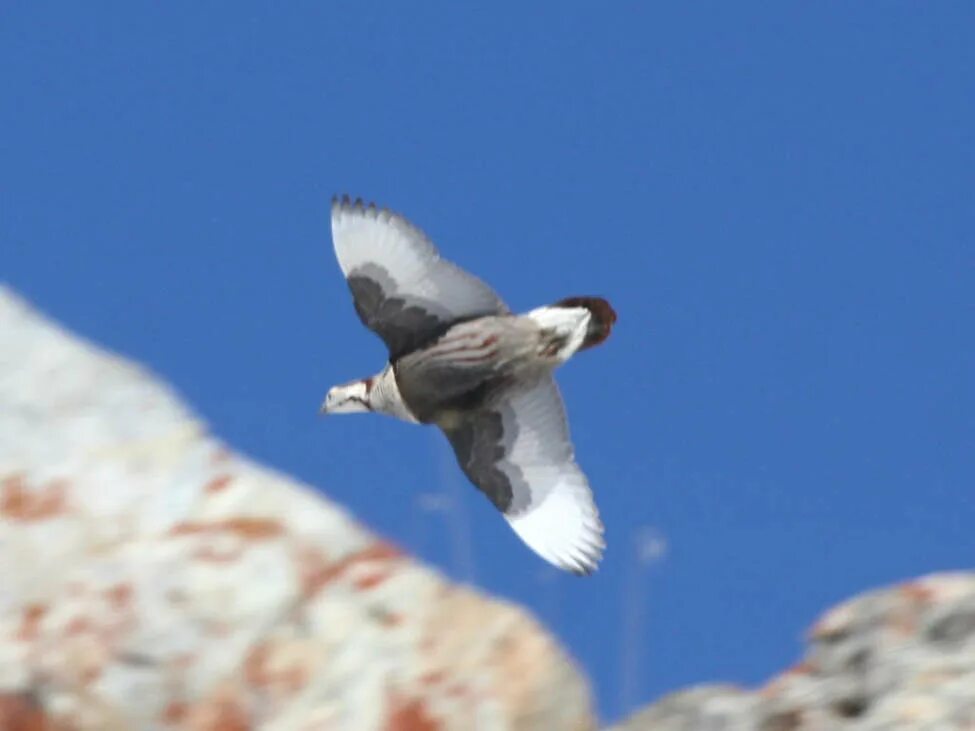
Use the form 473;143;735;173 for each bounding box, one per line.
494;377;604;573
331;199;506;331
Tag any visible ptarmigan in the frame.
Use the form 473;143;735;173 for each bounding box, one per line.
322;196;616;574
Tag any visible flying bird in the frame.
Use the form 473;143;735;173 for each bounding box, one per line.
322;196;616;574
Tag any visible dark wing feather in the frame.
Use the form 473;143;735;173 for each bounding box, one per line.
442;376;604;574
331;196;508;361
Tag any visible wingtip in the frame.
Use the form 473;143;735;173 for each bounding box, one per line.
566;550;602;577
508;497;605;576
565;535;605;576
331;193;356;210
331;194;389;221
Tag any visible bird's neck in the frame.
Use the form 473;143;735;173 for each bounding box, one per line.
370;366;419;423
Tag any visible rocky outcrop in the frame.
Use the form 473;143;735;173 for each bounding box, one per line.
610;573;975;730
3;285;973;731
0;287;596;730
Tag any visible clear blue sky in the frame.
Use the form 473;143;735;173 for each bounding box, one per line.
3;4;972;722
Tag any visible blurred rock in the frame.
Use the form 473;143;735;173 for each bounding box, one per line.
5;285;971;731
609;573;975;730
0;287;596;731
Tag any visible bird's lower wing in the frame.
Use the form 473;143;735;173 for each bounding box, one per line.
442;375;604;574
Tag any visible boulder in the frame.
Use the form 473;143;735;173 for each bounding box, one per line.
0;287;596;731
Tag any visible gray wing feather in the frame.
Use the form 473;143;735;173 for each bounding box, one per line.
331;196;508;360
443;376;604;574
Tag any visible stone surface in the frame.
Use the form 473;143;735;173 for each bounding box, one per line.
0;287;596;730
610;573;975;730
4;285;972;731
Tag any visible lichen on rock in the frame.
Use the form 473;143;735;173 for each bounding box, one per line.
0;287;596;731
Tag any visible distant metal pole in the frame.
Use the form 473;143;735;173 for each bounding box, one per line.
435;436;477;583
536;565;561;629
412;489;451;561
619;526;668;715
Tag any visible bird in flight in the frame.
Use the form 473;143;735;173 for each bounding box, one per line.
322;196;616;574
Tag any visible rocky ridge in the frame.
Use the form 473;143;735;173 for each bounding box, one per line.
610;574;975;729
0;286;595;730
2;285;972;730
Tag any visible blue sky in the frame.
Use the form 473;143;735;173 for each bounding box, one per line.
3;4;972;722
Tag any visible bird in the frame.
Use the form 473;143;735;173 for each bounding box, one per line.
321;195;616;574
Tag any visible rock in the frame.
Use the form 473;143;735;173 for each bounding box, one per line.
0;287;596;731
5;284;972;731
609;573;975;730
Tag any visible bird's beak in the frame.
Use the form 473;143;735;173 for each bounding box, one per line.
319;397;330;415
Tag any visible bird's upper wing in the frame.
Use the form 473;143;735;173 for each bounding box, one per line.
330;196;509;361
442;375;604;574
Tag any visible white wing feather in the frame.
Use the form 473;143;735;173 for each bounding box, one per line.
496;378;604;574
330;197;506;320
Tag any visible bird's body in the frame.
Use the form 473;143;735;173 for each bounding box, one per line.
395;307;592;422
322;196;616;574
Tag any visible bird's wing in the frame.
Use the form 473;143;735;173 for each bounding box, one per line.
442;375;604;574
330;196;509;361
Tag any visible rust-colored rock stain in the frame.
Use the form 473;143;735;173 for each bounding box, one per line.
170;518;283;541
354;570;392;591
188;696;250;731
105;583;133;610
0;693;50;731
17;604;46;642
244;642;308;694
419;670;444;687
243;644;272;689
162;700;188;725
302;541;402;597
1;475;68;521
204;474;234;494
384;693;441;731
65;616;92;637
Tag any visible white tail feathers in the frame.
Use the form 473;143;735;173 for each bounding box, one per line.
526;306;592;363
553;296;617;350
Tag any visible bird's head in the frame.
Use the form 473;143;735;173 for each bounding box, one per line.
320;377;373;415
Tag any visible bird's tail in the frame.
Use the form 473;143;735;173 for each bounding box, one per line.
526;296;617;363
552;296;617;351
